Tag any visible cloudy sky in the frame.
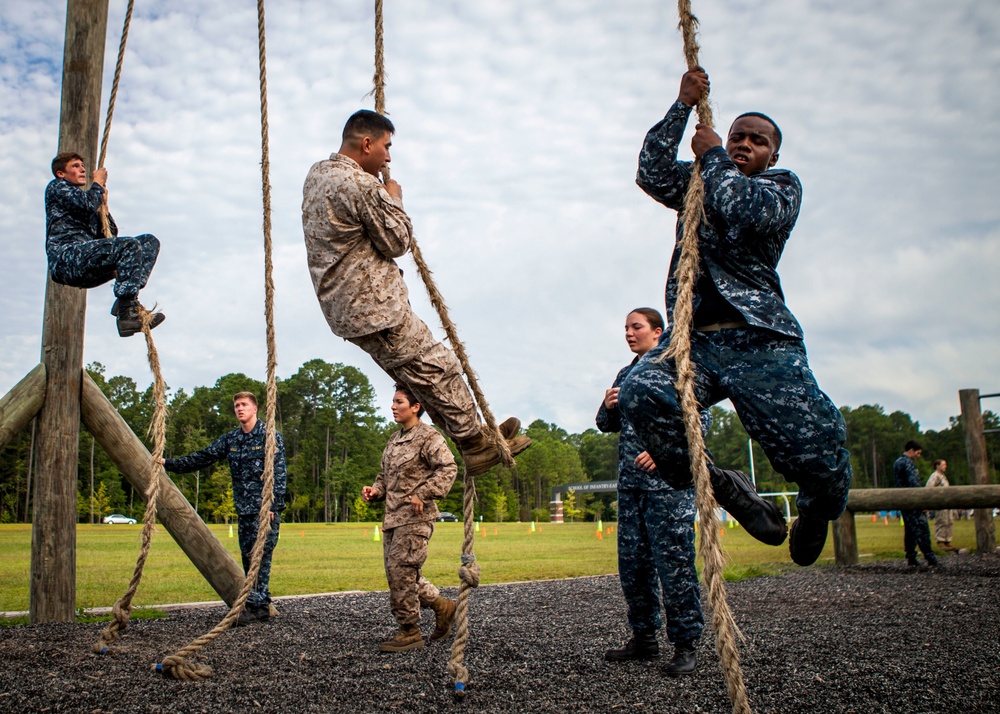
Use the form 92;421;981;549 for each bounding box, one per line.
1;0;997;435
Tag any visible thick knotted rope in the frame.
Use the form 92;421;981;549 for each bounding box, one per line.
660;3;750;713
97;0;135;239
371;1;513;695
155;0;280;680
92;307;165;654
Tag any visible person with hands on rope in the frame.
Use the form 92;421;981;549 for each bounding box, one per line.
161;392;286;625
302;111;530;478
363;384;459;652
619;67;853;567
45;152;164;337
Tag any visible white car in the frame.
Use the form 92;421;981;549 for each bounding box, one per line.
102;514;137;525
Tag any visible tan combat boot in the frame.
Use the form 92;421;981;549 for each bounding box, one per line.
457;421;532;477
429;596;457;641
379;624;425;652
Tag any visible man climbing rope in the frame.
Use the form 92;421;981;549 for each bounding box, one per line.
161;392;287;625
362;383;459;652
302;110;529;476
45;152;164;337
619;68;853;567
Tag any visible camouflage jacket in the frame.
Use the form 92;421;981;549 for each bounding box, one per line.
926;471;949;488
637;100;804;339
892;454;921;489
370;421;457;530
44;178;118;258
163;419;287;515
597;356;711;491
301;153;414;338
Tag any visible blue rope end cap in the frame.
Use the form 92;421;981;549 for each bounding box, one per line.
154;663;163;673
454;681;466;699
99;647;108;655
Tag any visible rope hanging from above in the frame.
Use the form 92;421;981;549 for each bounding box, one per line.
89;0;168;656
370;0;508;698
664;2;750;713
156;0;280;680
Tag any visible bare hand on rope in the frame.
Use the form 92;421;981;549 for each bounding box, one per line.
678;66;709;106
92;166;108;188
382;178;403;200
692;124;723;158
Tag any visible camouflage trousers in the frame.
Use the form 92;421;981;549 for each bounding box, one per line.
901;510;936;562
932;510;954;544
619;328;852;521
383;521;440;626
348;308;479;441
237;512;280;608
617;489;703;644
48;234;159;299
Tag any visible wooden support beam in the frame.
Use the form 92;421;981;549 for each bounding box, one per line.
81;373;245;606
960;389;997;554
31;0;110;624
846;485;1000;512
0;364;46;451
832;510;858;567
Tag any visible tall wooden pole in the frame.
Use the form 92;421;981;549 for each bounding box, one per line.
959;389;997;554
31;0;109;624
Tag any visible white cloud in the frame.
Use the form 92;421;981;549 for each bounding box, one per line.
1;0;998;437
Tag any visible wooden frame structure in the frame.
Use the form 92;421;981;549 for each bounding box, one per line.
0;0;243;624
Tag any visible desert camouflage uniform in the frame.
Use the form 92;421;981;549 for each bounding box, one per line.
926;469;954;544
894;454;937;564
368;421;458;626
619;99;852;523
45;177;159;298
302;154;479;441
597;357;703;644
163;419;287;607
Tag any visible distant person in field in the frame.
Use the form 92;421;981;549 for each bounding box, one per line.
362;384;459;652
619;67;852;567
301;110;529;476
161;392;287;624
926;458;956;552
44;152;164;337
893;441;939;568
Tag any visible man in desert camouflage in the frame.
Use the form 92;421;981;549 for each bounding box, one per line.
302;110;529;476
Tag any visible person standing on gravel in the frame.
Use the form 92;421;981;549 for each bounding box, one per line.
893;441;939;567
926;459;956;552
362;384;459;652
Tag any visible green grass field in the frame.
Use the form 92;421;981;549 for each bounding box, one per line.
0;517;984;613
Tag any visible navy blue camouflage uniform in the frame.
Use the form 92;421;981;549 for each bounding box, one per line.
619;100;853;523
892;453;937;565
163;420;287;608
45;177;159;298
598;357;703;646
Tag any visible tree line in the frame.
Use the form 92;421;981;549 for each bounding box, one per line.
0;359;996;524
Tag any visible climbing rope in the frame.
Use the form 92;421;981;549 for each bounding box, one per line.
97;0;135;239
89;0;169;656
659;2;751;713
371;1;515;696
155;0;280;680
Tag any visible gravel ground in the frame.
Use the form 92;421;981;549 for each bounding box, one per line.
1;554;998;713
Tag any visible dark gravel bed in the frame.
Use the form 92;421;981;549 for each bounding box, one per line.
1;554;998;713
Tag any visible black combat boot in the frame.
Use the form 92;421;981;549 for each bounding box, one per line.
664;640;697;676
116;296;165;338
905;555;920;567
788;513;830;566
604;630;659;662
709;467;787;546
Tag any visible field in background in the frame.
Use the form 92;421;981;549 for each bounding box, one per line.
0;518;986;613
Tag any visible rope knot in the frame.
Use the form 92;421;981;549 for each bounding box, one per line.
458;561;481;588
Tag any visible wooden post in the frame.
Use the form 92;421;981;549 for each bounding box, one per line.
31;0;109;624
81;374;245;605
832;510;858;566
0;364;46;452
959;389;997;554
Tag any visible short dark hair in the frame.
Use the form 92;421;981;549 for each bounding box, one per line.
51;152;84;178
628;307;665;332
933;459;946;469
342;110;395;144
393;382;424;417
731;112;782;151
233;391;258;407
904;440;922;453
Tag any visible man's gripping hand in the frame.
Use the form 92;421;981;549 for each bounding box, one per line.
92;167;108;188
691;123;722;159
678;67;709;107
362;485;378;502
383;178;403;201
